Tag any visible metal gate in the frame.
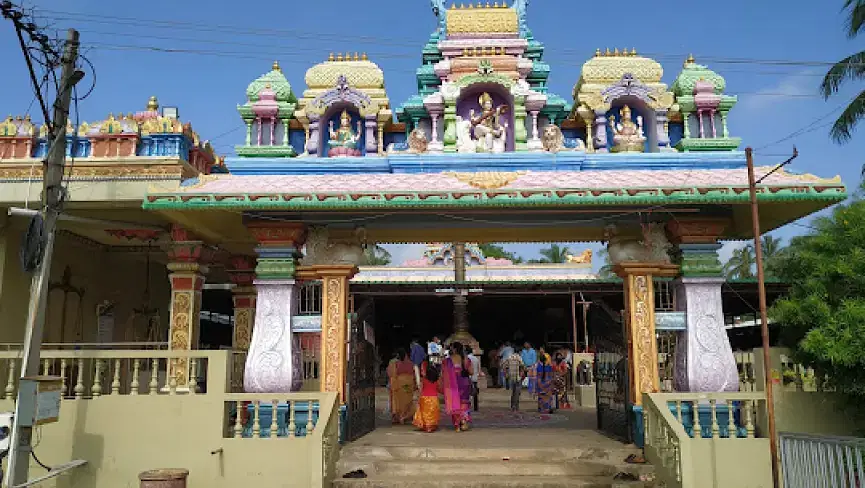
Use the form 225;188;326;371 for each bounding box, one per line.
590;301;632;443
345;296;377;442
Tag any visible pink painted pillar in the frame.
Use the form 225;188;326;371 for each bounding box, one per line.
256;118;263;146
270;117;276;145
430;114;439;143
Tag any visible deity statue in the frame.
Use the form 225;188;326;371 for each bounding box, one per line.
455;116;476;153
327;109;363;157
470;92;509;153
609;104;646;153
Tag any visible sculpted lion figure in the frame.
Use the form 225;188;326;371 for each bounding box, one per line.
542;124;565;153
565;249;592;264
408;127;429;154
605;223;672;265
302;226;365;266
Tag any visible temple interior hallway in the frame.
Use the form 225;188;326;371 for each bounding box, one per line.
337;388;649;487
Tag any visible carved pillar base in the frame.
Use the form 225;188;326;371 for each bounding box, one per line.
673;277;739;392
167;262;206;389
615;262;679;405
244;279;300;392
316;264;358;402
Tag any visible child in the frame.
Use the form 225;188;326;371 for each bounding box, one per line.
412;362;442;433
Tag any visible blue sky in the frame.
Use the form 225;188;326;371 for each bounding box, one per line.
2;0;863;267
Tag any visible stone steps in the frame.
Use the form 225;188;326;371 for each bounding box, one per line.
333;474;631;488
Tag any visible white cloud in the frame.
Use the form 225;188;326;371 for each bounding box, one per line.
738;70;817;112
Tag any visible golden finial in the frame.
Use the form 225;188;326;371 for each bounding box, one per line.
328;52;335;62
613;48;620;56
146;96;159;111
493;1;499;6
337;53;344;61
605;48;611;56
362;52;368;60
486;1;491;7
595;48;601;57
686;53;696;64
631;48;637;56
272;60;281;72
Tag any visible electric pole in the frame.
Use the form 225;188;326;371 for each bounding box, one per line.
5;28;82;488
747;146;796;488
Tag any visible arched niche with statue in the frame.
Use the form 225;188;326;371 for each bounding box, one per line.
305;75;380;158
440;73;529;153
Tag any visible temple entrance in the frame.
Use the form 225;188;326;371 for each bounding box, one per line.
345;296;377;441
588;300;632;443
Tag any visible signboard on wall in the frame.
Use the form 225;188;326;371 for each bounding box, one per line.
96;302;115;343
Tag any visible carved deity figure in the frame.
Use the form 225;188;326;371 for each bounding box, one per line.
565;249;593;264
609;105;646;153
455;116;476;153
327;109;363;157
407;127;429;154
302;226;365;266
604;223;671;264
470;92;509;153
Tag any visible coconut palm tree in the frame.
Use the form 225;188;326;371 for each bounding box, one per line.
724;245;756;280
537;243;570;263
820;0;865;144
597;248;616;279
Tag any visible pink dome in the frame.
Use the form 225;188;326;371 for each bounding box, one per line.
253;85;279;118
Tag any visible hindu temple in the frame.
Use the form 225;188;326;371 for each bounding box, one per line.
0;1;849;487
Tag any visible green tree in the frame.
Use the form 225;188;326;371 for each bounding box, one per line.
360;245;392;266
771;197;865;398
537;243;570;264
820;0;865;144
597;248;616;279
724;245;756;280
477;243;523;263
761;235;786;278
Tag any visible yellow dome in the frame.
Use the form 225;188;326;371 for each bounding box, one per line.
304;54;385;90
579;50;663;86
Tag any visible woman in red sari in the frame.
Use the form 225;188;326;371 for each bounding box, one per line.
412;361;442;432
442;342;473;432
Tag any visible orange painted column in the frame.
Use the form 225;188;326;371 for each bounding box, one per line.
314;264;359;402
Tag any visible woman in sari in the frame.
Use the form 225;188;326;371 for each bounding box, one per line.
553;353;569;409
387;348;416;424
412;361;441;432
442;342;474;432
536;355;555;414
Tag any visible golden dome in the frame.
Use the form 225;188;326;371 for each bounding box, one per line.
578;51;664;86
304;54;385;90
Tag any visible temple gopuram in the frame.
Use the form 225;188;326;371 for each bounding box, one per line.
0;1;847;487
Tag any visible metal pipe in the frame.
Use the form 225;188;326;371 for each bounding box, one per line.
8;207;166;232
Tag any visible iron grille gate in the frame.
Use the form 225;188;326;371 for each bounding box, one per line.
345;296;377;442
590;301;632;443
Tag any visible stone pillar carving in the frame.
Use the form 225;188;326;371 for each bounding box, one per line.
615;262;679;405
165;225;210;390
244;223;307;393
443;102;457;151
227;256;257;351
527;110;543;151
306;113;320;156
364;115;377;154
656;109;671;151
667;219;739;393
316;265;358;402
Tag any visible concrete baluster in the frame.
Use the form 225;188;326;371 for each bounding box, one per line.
270;400;278;438
60;359;67;396
675;400;683;424
168;367;178;395
288;401;296;438
149;358;159;395
252;401;261;438
691;400;701;439
189;359;198;395
131;359;140;395
745;400;755;438
709;399;720;438
727;400;737;438
233;401;244;438
42;359;50;376
74;358;85;398
92;359;103;397
112;359;121;394
5;359;16;399
306;400;314;434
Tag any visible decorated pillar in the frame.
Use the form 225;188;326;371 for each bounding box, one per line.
443;100;457;151
614;262;679;405
655;109;671;151
667;220;739;392
227;256;257;351
244;223;307;393
306;113;320;156
593;110;608;152
364;115;377;154
315;264;358;402
165;225;210;389
513;96;528;151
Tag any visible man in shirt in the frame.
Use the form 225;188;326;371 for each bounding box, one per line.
427;336;443;366
498;342;515;388
467;348;481;411
503;353;525;412
409;338;426;387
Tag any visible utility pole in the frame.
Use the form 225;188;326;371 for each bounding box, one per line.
746;146;795;488
5;28;82;488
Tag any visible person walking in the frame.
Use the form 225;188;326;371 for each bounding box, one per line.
409;338;426;387
467;348;481;412
387;348;416;425
498;342;515;388
521;342;538;397
503;352;525;412
442;342;473;432
412;361;442;433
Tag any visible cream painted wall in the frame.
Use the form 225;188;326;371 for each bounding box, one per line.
0;218;171;345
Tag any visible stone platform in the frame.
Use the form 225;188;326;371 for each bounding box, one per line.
336;388;654;488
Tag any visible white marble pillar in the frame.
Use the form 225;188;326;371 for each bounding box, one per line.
673;277;739;392
527;110;543;151
244;279;300;392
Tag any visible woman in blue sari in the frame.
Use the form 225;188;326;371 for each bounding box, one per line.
536;355;555;414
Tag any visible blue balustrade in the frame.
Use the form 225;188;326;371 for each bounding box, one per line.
139;134;192;159
236;401;321;438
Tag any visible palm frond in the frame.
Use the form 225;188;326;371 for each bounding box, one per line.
820;51;865;99
844;0;865;37
830;89;865;143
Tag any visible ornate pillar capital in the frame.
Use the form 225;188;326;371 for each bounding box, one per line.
666;218;729;245
227;255;256;288
228;255;257;353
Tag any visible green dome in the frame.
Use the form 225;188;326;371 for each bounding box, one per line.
246;62;294;103
672;57;726;97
